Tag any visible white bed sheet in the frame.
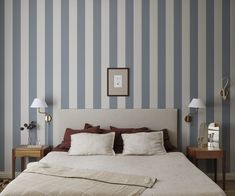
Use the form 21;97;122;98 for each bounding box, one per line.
38;151;225;196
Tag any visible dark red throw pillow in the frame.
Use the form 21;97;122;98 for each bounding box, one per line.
60;127;100;149
52;144;69;152
84;123;109;133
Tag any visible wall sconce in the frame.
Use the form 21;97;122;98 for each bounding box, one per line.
185;98;205;123
30;98;52;123
220;77;229;100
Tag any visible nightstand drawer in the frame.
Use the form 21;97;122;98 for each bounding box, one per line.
194;150;224;159
15;150;41;158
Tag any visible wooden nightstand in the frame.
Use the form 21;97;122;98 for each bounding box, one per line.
12;145;51;179
187;146;225;190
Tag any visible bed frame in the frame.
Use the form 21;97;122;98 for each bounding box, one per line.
53;109;178;147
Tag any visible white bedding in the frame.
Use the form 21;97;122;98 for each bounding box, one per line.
36;151;225;196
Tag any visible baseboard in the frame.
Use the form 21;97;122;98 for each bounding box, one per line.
0;172;20;179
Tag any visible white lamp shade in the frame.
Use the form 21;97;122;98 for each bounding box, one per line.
30;98;48;108
188;98;205;109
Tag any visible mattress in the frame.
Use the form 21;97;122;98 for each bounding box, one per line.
35;151;225;196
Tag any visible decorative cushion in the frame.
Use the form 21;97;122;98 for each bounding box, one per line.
60;127;100;149
68;132;115;155
149;129;176;152
109;126;149;153
122;132;166;155
83;123;176;153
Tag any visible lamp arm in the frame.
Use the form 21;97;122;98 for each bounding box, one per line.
37;108;52;123
38;108;46;114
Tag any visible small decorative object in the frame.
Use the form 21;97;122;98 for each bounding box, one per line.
220;77;229;100
208;122;220;148
208;133;214;147
185;98;206;123
197;137;204;148
20;121;37;145
107;68;129;96
198;122;208;148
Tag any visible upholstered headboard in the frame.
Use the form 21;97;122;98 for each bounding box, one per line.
52;109;178;147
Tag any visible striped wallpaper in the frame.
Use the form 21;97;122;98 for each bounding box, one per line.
0;0;235;174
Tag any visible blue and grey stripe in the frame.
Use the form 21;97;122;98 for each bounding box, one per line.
189;0;198;147
1;0;235;173
29;0;37;145
206;0;214;125
222;0;230;171
142;0;150;109
206;0;215;172
0;0;5;171
61;0;69;109
13;0;21;170
93;0;101;109
109;0;117;109
45;0;53;145
174;0;182;148
125;0;133;109
158;0;166;109
77;0;85;109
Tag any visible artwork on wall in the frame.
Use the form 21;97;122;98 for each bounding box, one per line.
107;68;129;96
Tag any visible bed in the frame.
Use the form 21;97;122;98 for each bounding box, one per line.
0;109;226;196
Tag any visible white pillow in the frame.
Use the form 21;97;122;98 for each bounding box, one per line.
69;132;115;155
122;132;166;155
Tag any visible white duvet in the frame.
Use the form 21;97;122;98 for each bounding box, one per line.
36;151;225;196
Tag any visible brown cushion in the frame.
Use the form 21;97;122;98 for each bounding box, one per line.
60;127;100;149
52;144;69;152
84;123;109;133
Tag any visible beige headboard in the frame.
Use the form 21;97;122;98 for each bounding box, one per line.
53;109;178;147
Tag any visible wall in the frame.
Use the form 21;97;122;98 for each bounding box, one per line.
0;0;235;175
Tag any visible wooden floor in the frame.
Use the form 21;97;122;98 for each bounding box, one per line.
219;181;235;196
1;179;235;195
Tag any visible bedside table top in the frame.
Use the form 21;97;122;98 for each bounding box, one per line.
187;146;223;152
14;145;49;151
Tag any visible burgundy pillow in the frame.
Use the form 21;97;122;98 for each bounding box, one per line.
60;127;100;149
52;144;69;152
84;123;109;133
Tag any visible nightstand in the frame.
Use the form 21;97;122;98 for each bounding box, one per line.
12;145;51;179
187;146;226;190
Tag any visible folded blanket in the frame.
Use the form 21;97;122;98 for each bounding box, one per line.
1;163;157;196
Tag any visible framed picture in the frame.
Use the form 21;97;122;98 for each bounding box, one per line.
107;68;129;96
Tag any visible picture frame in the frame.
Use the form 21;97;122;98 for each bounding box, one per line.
107;68;129;96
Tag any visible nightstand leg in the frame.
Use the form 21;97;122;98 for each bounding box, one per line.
214;159;217;182
222;154;226;190
21;157;25;172
193;158;198;167
12;150;15;179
